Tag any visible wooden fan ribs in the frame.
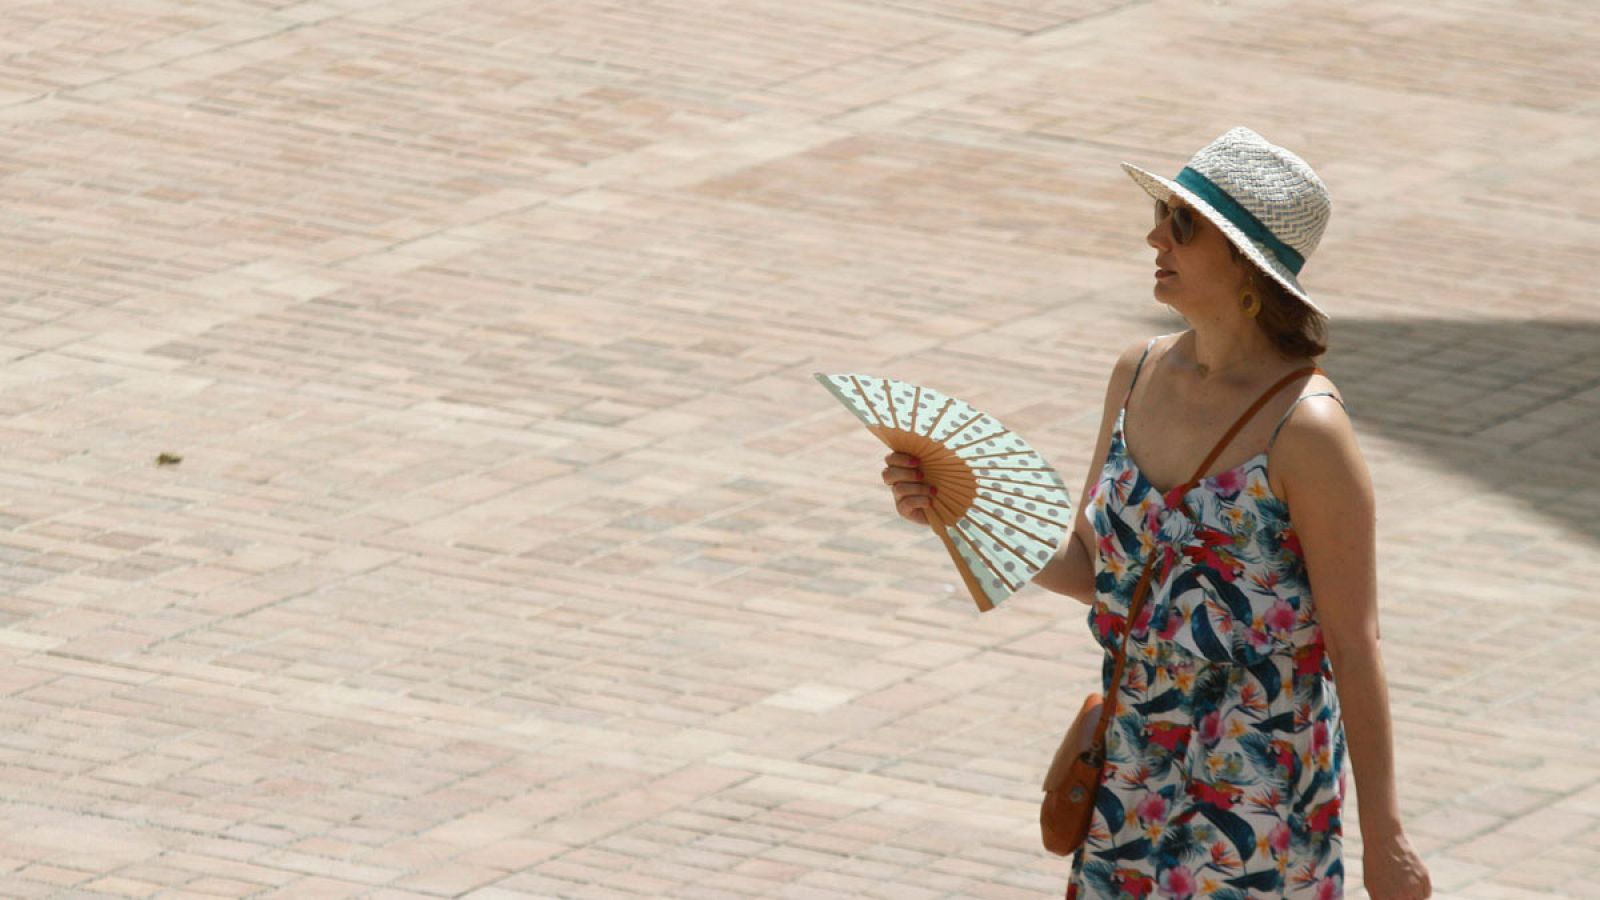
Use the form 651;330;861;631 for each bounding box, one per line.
925;396;955;438
968;500;1059;547
846;375;888;428
962;543;1023;593
944;411;985;444
971;472;1053;491
961;518;1043;582
948;428;1009;452
976;484;1073;523
880;380;900;431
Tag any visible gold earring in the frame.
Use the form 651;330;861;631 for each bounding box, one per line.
1241;285;1261;318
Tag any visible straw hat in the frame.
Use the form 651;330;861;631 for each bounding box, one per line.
1122;126;1331;317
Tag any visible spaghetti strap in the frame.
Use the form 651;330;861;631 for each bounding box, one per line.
1122;335;1164;406
1267;391;1345;451
1183;366;1324;491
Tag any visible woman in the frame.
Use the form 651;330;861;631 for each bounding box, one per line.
882;128;1431;898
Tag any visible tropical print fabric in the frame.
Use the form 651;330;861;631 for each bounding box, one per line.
1065;338;1348;900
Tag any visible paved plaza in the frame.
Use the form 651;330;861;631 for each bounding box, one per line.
1;0;1598;897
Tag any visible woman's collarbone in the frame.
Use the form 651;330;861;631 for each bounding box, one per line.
1129;377;1306;485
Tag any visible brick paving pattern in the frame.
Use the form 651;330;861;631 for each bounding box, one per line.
0;0;1597;897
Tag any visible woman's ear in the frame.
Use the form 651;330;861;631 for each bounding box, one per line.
1233;256;1255;293
1226;242;1250;279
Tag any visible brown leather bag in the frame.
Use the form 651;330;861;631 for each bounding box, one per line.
1039;363;1325;856
1040;560;1155;856
1039;693;1104;855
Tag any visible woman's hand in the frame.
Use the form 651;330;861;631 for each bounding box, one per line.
882;452;933;525
1362;827;1431;900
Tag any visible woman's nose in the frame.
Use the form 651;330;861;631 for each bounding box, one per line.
1147;219;1170;250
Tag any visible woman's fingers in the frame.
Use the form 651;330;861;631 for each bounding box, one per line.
880;452;924;484
892;482;935;511
896;491;931;524
890;480;933;499
882;452;934;523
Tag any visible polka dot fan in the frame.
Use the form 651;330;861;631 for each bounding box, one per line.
815;372;1075;612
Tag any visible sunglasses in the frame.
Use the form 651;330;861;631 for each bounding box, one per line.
1154;199;1196;244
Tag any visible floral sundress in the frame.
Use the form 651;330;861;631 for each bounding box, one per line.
1065;334;1348;900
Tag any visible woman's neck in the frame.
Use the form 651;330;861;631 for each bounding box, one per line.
1172;326;1277;387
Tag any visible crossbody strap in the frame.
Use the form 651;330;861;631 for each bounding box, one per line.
1087;365;1325;762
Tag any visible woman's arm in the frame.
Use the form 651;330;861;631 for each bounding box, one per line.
1032;338;1149;605
1274;396;1431;899
1032;527;1096;603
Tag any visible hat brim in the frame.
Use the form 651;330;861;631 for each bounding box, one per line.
1121;161;1327;319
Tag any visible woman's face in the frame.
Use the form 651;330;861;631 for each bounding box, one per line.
1147;196;1248;312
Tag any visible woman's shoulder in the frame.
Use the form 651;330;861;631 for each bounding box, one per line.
1270;370;1366;510
1116;331;1183;376
1105;333;1173;398
1286;355;1343;409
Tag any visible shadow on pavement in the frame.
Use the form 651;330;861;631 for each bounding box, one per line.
1131;315;1600;543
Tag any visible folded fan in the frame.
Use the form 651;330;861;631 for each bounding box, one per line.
815;372;1075;611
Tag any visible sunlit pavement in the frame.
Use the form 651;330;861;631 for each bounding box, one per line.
0;1;1597;897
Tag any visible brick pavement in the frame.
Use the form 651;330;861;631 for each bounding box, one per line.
0;0;1597;897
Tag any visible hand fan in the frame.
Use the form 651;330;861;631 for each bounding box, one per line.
815;372;1075;612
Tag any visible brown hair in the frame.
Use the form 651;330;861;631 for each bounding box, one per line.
1228;242;1329;360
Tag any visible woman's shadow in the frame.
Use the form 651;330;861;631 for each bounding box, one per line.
1137;314;1600;544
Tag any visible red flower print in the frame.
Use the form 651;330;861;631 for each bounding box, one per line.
1211;469;1242;494
1198;711;1223;746
1159;864;1196;899
1312;720;1330;755
1315;875;1340;900
1266;599;1295;633
1270;821;1291;854
1135;792;1168;823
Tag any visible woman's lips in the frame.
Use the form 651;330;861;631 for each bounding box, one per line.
1155;268;1177;279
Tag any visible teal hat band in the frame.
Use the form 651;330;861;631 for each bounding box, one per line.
1175;166;1305;275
